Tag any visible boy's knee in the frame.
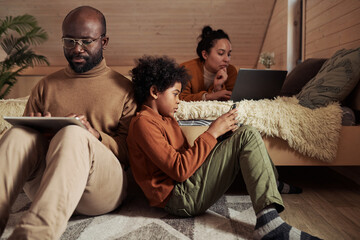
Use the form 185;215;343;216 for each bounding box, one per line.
237;125;261;137
230;125;263;145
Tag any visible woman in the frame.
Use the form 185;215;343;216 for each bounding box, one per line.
180;26;237;101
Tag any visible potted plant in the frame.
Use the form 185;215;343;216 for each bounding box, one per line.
0;14;49;99
259;52;275;69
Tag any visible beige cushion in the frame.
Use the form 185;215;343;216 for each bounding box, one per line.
0;97;28;134
297;47;360;109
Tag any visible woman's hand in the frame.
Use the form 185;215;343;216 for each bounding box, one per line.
206;108;238;139
213;68;228;91
66;113;101;140
205;89;232;101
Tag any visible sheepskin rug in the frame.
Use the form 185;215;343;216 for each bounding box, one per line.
175;97;343;162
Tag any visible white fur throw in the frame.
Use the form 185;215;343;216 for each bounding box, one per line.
175;97;343;162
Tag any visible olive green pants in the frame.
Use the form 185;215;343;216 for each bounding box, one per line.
165;125;284;217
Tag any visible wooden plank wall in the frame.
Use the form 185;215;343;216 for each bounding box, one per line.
303;0;360;59
256;0;288;70
3;0;359;99
258;0;360;70
0;0;275;72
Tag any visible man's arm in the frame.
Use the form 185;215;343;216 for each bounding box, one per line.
23;78;46;116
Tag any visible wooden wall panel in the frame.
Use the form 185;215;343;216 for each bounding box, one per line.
0;0;276;72
303;0;360;59
257;0;288;70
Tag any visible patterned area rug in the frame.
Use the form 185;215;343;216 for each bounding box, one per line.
2;179;256;240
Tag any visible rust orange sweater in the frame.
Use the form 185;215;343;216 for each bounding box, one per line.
126;105;217;207
179;58;238;101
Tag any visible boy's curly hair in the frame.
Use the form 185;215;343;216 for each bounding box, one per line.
130;55;190;106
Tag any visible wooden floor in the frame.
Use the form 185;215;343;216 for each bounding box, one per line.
277;166;360;240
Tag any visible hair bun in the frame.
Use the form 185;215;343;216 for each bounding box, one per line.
201;26;213;38
196;25;230;61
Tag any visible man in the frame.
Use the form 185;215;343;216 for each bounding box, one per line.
0;6;136;239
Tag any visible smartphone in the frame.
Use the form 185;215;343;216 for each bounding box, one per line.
217;103;237;142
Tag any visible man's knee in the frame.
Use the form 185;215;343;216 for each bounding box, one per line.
47;125;95;163
53;125;92;143
1;126;45;146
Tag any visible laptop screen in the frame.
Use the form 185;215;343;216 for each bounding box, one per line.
230;69;287;101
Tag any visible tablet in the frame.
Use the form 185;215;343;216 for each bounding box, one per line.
3;116;86;133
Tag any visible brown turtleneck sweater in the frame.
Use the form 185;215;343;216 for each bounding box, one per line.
24;59;137;167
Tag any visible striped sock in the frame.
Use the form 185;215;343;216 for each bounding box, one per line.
277;180;302;194
253;208;322;240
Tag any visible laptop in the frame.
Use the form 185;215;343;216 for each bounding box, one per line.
230;69;287;101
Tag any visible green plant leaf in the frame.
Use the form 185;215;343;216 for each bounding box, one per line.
0;14;38;36
0;14;49;99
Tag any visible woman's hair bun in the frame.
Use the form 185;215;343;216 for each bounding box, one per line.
201;26;213;39
196;25;230;61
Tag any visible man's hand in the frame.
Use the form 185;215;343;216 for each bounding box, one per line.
66;113;101;140
206;108;238;139
28;112;52;117
27;112;53;139
213;68;228;92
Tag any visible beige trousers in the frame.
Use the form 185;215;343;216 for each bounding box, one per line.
0;125;127;239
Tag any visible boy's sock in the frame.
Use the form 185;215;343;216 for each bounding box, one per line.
253;208;322;240
277;180;302;194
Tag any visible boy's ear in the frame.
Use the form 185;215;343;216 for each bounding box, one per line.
149;85;159;99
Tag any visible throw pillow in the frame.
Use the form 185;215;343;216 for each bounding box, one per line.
297;47;360;109
280;58;327;96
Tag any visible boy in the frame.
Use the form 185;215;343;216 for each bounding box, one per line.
127;56;321;240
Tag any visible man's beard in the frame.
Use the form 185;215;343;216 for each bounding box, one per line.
65;50;103;73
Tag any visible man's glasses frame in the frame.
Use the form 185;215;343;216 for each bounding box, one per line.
62;34;105;49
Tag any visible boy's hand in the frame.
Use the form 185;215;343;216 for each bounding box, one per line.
206;108;238;139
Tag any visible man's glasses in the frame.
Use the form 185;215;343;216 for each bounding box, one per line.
62;34;105;49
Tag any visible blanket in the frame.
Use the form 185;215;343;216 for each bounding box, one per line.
175;97;343;162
